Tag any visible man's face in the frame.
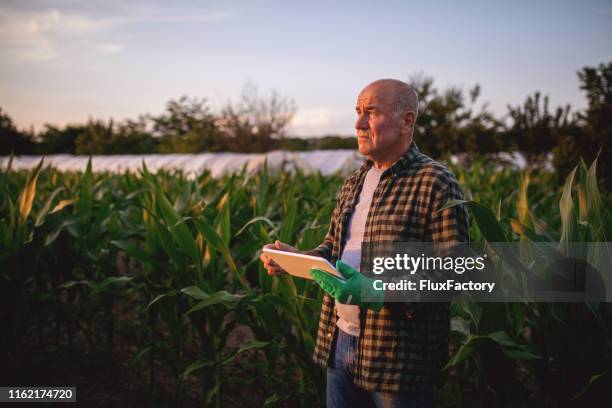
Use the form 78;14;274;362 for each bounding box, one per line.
354;83;410;161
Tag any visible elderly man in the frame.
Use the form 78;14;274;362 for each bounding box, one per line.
261;79;469;407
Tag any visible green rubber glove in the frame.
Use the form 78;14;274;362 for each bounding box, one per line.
310;260;384;312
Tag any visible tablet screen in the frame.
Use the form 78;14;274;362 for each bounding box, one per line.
263;248;345;281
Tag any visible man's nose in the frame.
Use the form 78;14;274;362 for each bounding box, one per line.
355;113;368;130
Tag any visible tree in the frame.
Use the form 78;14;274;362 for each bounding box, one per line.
37;124;85;154
0;108;35;155
74;119;116;155
316;135;357;150
543;62;611;189
218;83;296;153
116;118;157;154
408;74;502;158
573;62;611;187
151;96;224;153
506;92;578;165
73;118;158;155
279;137;312;151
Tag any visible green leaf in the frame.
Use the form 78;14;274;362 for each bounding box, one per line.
180;285;208;300
499;347;540;360
56;276;133;294
263;393;288;407
443;199;536;277
573;369;610;400
235;216;276;237
130;345;153;365
156;185;200;273
77;157;94;213
111;240;157;265
559;165;578;254
218;193;231;246
154;219;183;264
146;290;178;309
585;153;609;243
194;218;250;291
444;200;508;243
444;335;482;369
92;276;133;294
184;290;244;316
279;187;297;243
221;339;271;365
235;339;270;356
450;316;471;338
578;161;589;227
182;357;214;379
35;186;65;227
487;331;517;347
44;219;77;246
462;301;482;329
445;331;540;370
57;280;95;291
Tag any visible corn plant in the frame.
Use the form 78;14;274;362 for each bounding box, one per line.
2;153;609;407
444;156;612;405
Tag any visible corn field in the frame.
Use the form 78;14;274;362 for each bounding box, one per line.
1;155;611;407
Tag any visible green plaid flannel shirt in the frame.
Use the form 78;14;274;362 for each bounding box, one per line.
312;142;469;392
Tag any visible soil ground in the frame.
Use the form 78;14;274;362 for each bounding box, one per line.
2;295;307;408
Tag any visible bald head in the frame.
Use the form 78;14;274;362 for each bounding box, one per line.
355;79;419;166
361;79;419;120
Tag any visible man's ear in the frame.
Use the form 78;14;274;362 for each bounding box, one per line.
402;111;416;134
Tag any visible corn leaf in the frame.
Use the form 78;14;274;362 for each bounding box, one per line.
559;165;578;255
184;290;244;316
17;158;44;223
34;186;64;227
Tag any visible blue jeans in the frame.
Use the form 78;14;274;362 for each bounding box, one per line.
326;328;434;408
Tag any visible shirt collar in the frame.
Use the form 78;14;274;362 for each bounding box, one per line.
360;142;421;175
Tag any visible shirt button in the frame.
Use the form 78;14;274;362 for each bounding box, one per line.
327;332;333;338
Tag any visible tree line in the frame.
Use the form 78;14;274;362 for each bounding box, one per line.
1;62;610;186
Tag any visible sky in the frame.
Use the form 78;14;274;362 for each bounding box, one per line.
1;0;611;137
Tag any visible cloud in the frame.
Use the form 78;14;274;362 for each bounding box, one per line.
291;108;333;127
130;12;231;24
0;7;117;62
97;43;125;54
289;108;355;136
0;9;116;42
0;4;230;63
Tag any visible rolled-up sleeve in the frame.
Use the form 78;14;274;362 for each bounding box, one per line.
429;173;470;245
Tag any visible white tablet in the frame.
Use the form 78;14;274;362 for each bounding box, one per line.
263;248;345;281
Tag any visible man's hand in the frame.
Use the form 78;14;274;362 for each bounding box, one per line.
260;240;299;276
310;260;384;312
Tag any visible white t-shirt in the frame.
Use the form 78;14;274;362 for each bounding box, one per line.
336;166;385;337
